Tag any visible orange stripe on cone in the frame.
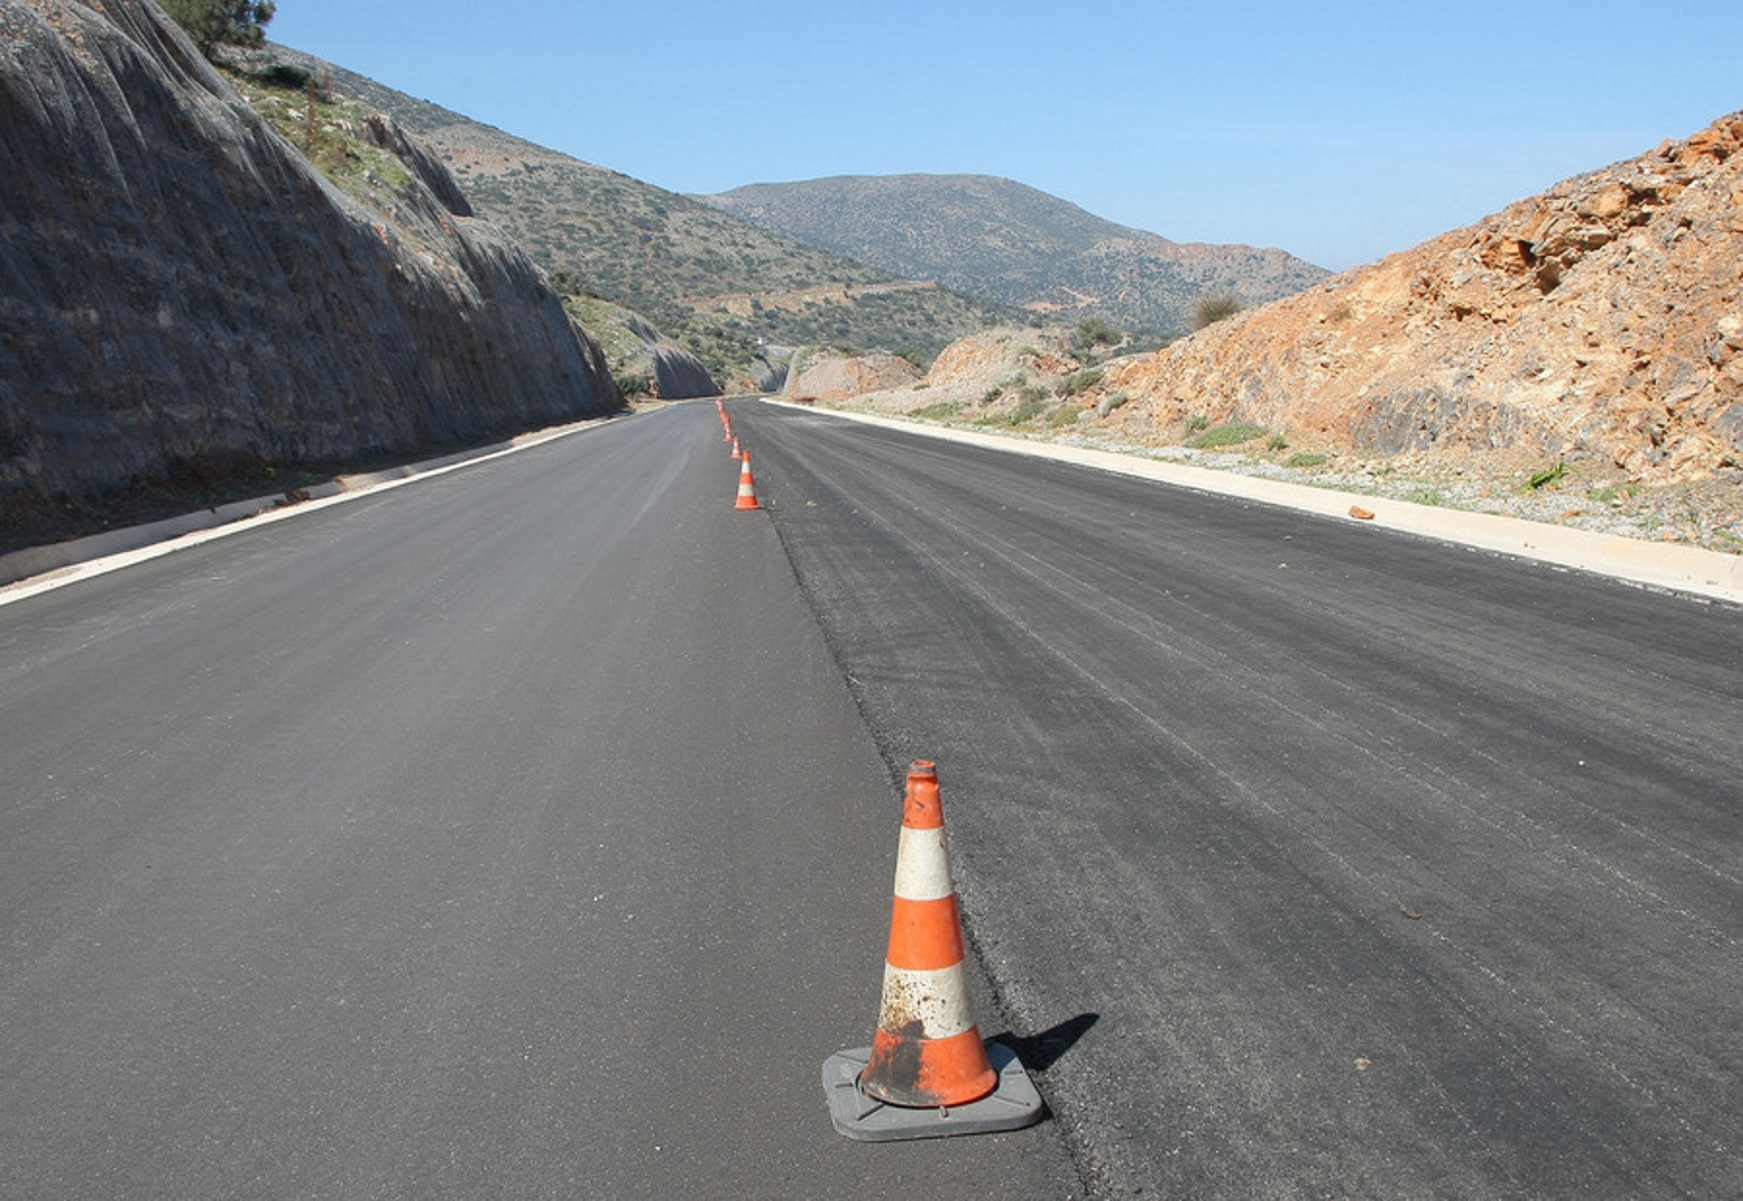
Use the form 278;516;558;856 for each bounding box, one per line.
734;453;761;510
858;761;997;1109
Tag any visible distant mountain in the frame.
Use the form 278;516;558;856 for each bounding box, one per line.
698;174;1330;336
270;50;1025;384
864;115;1743;510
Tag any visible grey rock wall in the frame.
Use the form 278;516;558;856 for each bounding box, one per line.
0;0;620;515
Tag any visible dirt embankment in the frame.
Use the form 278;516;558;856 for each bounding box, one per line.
802;114;1743;552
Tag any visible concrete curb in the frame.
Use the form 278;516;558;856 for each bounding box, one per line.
761;400;1743;607
0;413;619;603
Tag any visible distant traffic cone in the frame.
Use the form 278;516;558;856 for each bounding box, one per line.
821;761;1044;1140
734;452;760;510
731;437;742;460
858;761;997;1107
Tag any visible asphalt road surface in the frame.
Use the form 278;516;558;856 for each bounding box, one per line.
0;404;1078;1199
733;400;1742;1199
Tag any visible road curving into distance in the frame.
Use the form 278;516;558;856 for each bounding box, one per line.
0;402;1078;1199
733;398;1742;1199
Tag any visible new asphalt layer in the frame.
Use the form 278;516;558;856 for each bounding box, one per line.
734;399;1741;1197
4;399;1739;1196
0;405;1077;1198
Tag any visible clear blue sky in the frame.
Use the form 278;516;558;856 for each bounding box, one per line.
269;1;1739;272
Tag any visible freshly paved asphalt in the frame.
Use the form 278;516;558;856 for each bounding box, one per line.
0;403;1078;1199
6;396;1740;1199
734;400;1742;1199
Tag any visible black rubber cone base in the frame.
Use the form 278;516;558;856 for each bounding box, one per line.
821;1040;1045;1142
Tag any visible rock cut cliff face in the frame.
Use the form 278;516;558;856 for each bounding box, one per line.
0;0;620;521
1085;114;1743;482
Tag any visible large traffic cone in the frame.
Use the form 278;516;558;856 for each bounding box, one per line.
822;761;1044;1141
734;452;760;510
859;761;997;1107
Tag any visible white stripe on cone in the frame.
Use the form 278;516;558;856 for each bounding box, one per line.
892;826;953;901
877;963;978;1040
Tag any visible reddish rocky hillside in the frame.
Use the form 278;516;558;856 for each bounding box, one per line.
1085;113;1743;483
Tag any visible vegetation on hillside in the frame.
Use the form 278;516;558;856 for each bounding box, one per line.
1191;291;1245;330
162;0;275;56
224;64;420;199
265;52;1025;385
702;175;1329;337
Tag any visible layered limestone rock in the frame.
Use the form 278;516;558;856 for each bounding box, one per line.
0;0;620;520
1081;113;1743;481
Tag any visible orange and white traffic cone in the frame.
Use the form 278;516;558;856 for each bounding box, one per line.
822;761;1044;1140
731;437;742;461
859;761;997;1107
734;453;760;510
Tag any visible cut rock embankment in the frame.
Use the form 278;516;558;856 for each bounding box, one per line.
0;0;619;546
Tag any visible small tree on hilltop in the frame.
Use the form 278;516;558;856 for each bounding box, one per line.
161;0;277;57
1192;291;1244;331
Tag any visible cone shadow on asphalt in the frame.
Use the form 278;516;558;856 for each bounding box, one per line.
988;1012;1100;1072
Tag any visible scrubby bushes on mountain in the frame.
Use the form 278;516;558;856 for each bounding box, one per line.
1190;422;1268;449
1056;368;1104;398
1076;315;1123;348
1191;291;1244;330
161;0;275;56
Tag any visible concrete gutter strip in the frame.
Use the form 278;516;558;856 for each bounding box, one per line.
767;400;1743;608
0;414;615;604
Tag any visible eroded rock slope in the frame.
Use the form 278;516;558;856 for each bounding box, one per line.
1087;114;1743;482
1;0;619;532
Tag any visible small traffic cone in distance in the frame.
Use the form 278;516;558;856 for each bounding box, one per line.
734;452;760;510
821;761;1044;1141
731;437;742;461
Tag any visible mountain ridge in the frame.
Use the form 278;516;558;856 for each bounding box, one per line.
699;173;1330;335
268;47;1028;385
801;114;1743;549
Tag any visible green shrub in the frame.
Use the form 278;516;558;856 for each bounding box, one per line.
1186;413;1210;433
1528;459;1566;490
1047;404;1085;427
1287;452;1329;468
248;62;309;90
1055;368;1104;398
1076;315;1123;347
1191;292;1244;330
1190;422;1268;449
161;0;275;56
